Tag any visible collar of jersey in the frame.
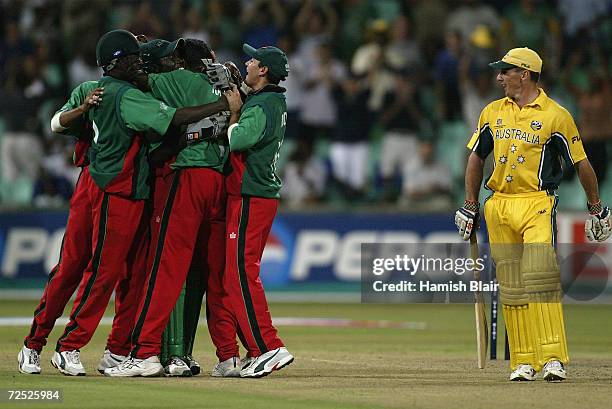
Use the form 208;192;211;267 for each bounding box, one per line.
503;88;548;109
251;84;286;95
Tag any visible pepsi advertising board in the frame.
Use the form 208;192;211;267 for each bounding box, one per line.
0;211;609;290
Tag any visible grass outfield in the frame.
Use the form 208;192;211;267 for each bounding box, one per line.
1;300;611;409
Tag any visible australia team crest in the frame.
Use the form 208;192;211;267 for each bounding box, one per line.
530;120;542;131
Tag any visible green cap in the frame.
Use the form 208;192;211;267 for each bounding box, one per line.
140;38;185;65
243;43;289;81
96;29;140;68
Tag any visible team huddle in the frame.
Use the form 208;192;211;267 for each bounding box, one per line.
17;29;293;378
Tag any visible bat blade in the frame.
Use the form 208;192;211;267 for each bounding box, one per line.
470;234;488;369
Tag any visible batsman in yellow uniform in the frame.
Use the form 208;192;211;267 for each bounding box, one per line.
455;48;611;381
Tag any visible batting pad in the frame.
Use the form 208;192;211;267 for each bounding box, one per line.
522;244;561;297
183;269;205;356
503;304;536;370
527;297;570;369
492;245;528;305
161;284;187;365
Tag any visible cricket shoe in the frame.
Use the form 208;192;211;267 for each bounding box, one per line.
241;356;254;368
18;345;41;374
211;357;241;377
240;347;294;378
97;349;127;374
542;360;566;382
164;357;192;377
104;356;163;377
185;355;201;376
509;364;536;381
51;350;86;376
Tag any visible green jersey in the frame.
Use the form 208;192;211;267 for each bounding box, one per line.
56;81;98;167
226;85;287;198
56;81;98;137
87;76;176;199
148;69;228;172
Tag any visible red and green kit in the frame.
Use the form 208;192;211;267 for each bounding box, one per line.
55;76;174;353
130;69;234;361
225;85;288;357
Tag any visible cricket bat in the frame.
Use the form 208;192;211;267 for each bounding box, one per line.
470;233;488;369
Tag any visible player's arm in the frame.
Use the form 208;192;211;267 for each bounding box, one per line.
465;152;485;202
148;71;231;126
51;87;103;133
575;159;600;205
227;106;266;152
455;110;493;240
170;98;229;126
556;111;611;242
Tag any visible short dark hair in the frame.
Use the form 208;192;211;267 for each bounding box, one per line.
256;61;281;85
529;70;540;83
183;38;214;70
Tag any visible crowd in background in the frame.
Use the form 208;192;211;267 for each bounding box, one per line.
1;0;611;211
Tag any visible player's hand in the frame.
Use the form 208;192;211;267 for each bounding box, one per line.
224;61;243;87
455;201;480;241
184;112;230;144
80;88;104;112
224;84;243;113
585;204;611;242
204;62;232;92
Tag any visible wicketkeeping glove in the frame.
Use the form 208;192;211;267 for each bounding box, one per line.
204;62;232;92
185;112;230;144
455;201;480;241
585;202;611;242
224;61;243;87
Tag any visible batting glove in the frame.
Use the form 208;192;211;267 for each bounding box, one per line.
455;200;480;241
185;112;230;144
585;202;611;242
204;62;232;92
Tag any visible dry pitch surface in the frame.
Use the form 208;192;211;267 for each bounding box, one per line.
0;301;611;409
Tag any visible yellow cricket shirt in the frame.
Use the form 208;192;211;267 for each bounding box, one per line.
467;89;586;193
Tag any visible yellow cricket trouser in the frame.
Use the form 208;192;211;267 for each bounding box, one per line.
483;191;569;371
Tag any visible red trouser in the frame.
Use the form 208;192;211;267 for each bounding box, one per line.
25;168;147;355
25;168;93;352
56;175;146;352
131;168;233;359
224;195;284;357
104;209;149;356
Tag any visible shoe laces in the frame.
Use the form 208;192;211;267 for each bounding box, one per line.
119;357;140;370
170;357;186;367
66;350;82;365
545;360;563;370
29;349;40;366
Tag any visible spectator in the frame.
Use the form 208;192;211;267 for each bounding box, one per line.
294;0;337;63
400;141;452;210
0;54;45;195
445;0;499;48
459;56;498;132
299;42;346;145
378;71;426;202
337;0;375;61
385;15;424;74
576;70;611;183
351;19;394;111
279;33;306;141
329;74;372;198
281;139;327;208
241;0;286;49
434;30;464;121
178;5;208;42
